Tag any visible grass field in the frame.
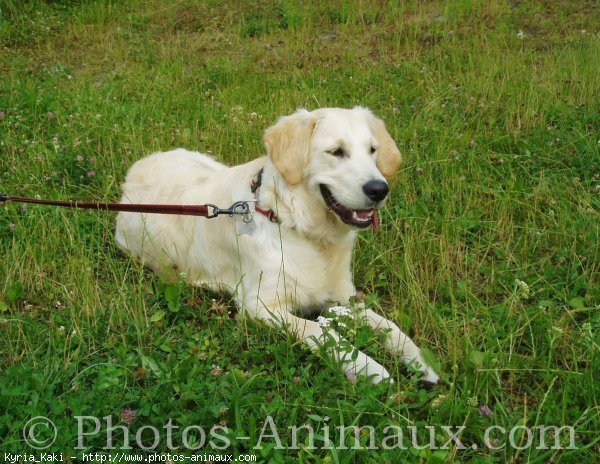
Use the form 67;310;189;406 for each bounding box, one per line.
1;0;599;462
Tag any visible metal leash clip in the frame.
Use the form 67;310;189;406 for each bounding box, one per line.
205;200;256;223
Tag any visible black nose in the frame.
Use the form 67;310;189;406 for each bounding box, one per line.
362;180;389;202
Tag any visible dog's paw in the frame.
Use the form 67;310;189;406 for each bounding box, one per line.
367;366;393;384
420;368;439;385
347;354;392;384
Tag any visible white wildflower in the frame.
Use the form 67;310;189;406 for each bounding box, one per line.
431;393;449;408
328;306;352;317
581;322;591;332
515;279;530;298
317;316;331;327
517;30;525;40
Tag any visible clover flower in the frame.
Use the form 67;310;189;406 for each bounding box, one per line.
120;408;136;425
478;404;493;418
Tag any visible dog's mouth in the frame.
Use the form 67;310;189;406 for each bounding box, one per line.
319;185;376;228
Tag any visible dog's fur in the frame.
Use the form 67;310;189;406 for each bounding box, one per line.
115;107;439;384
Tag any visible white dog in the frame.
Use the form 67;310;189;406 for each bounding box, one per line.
115;107;439;385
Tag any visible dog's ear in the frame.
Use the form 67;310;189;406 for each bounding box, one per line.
264;110;316;185
367;112;402;179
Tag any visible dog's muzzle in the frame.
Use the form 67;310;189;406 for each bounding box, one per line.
320;184;379;228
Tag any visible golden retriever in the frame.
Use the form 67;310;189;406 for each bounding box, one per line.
115;107;439;385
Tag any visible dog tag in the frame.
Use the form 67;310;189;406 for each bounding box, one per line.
236;215;256;235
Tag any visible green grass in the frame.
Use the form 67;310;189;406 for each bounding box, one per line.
0;0;599;462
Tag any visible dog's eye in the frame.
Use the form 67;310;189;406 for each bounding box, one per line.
328;148;345;158
370;146;377;154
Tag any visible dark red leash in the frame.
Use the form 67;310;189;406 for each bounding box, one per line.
0;193;253;220
1;191;379;230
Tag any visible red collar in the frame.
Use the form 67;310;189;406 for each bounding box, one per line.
251;169;279;223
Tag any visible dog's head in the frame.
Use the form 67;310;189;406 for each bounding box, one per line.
264;107;402;228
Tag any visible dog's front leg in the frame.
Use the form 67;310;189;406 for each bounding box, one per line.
250;306;392;384
358;308;439;385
